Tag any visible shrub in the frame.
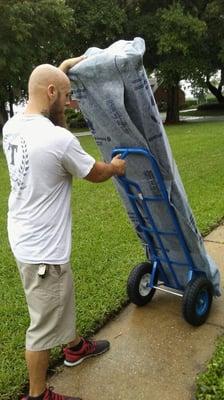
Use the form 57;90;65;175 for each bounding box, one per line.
65;107;77;123
182;99;198;109
197;102;224;111
65;108;87;129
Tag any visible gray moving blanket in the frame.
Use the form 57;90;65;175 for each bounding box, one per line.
68;37;221;296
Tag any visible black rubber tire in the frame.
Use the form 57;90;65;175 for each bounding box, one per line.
182;276;213;326
127;262;158;306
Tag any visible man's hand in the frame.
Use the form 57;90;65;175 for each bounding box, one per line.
58;56;86;73
111;154;126;176
85;155;126;183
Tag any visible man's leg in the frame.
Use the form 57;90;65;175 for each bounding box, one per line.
23;348;81;400
26;350;49;397
18;262;82;400
68;336;81;347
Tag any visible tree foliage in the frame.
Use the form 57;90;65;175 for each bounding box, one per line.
66;0;126;54
154;3;206;122
0;0;74;127
1;0;223;126
186;0;224;103
155;3;206;82
122;0;224;121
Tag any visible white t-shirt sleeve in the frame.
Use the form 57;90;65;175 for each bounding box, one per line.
62;136;95;178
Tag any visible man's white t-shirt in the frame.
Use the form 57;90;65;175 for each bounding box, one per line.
3;113;95;264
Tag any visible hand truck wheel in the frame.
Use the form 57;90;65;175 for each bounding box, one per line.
127;262;158;306
182;275;213;326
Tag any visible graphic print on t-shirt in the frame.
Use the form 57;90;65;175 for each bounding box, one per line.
5;135;29;192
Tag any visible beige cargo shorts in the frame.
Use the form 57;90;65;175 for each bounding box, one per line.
16;261;76;351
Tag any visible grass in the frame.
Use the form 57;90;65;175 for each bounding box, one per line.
0;120;224;399
195;336;224;400
166;121;224;234
70;127;89;133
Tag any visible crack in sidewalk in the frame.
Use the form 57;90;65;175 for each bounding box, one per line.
206;321;224;329
204;239;224;245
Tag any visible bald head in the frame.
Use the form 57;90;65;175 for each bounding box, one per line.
28;64;70;96
25;64;71;127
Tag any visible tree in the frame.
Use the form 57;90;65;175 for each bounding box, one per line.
122;1;206;123
120;0;172;71
66;0;126;54
1;0;222;128
154;3;206;123
186;0;224;103
0;0;74;130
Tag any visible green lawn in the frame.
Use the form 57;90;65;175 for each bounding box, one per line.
195;336;224;400
0;120;224;399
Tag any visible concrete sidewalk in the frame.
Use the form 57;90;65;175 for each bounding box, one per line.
49;224;224;400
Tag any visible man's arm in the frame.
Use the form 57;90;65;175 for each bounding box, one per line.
59;57;126;182
85;155;126;183
58;56;86;74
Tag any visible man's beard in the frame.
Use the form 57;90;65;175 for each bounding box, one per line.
49;99;67;128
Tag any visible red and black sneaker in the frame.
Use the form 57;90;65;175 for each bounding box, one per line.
64;337;110;367
21;387;81;400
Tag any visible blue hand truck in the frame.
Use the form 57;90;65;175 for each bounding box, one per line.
112;147;213;326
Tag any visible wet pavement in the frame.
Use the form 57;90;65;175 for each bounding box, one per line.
179;115;224;123
49;224;224;400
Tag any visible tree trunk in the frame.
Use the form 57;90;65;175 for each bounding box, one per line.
206;73;224;103
0;101;8;135
165;85;180;123
8;85;14;117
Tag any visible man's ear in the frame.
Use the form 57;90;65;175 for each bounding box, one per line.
47;84;57;101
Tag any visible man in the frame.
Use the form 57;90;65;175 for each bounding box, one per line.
3;57;126;400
